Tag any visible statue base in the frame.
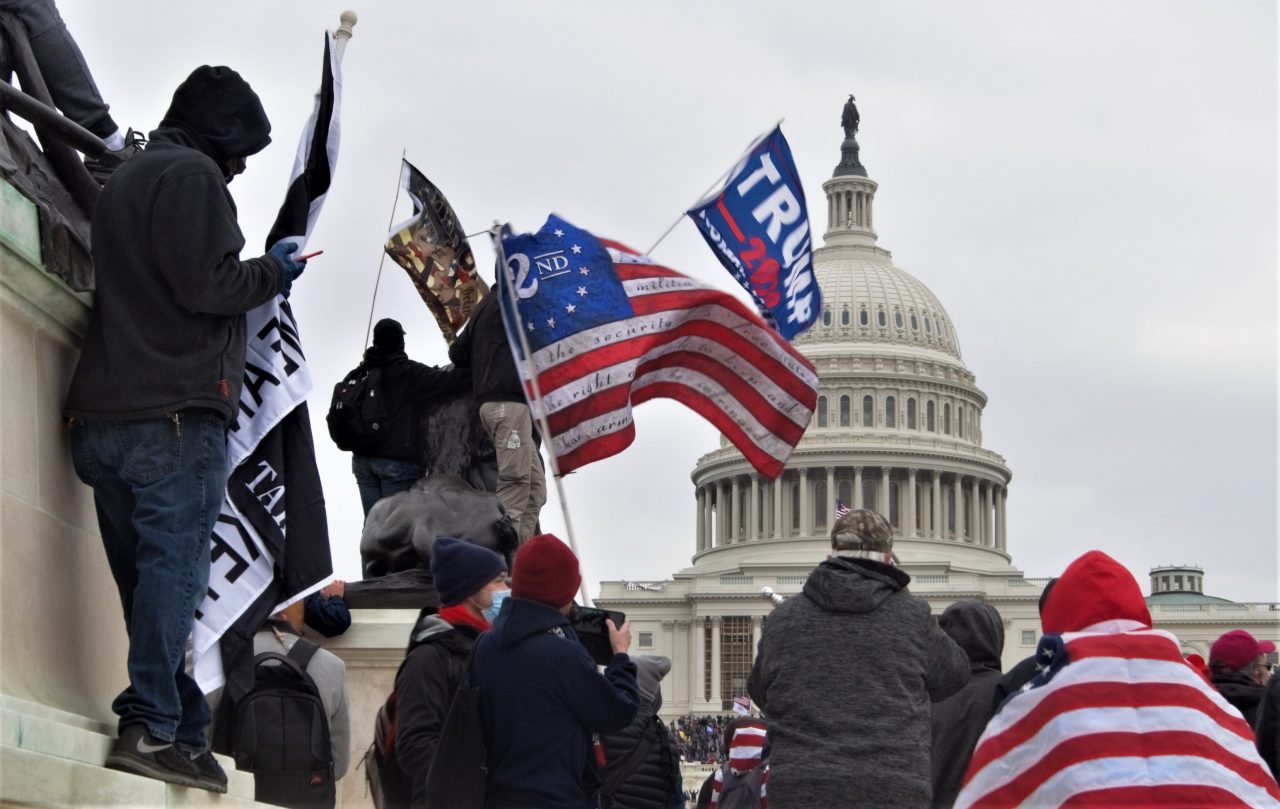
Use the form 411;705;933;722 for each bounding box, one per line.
345;568;440;610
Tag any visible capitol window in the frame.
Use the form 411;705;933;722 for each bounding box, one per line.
943;403;951;434
815;481;828;529
841;308;851;326
638;632;653;648
1022;630;1036;646
907;398;917;429
877;310;887;328
859;309;869;326
822;308;832;326
817;396;828;427
862;395;874;427
840;395;851;426
924;317;932;333
886;396;897;428
926;401;936;431
957;406;963;438
894;310;903;329
910;313;919;331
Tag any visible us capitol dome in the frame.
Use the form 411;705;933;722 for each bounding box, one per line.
595;100;1278;716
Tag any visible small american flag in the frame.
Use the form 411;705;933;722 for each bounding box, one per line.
835;498;851;518
732;695;751;716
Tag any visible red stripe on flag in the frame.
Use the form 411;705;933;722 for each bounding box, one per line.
556;422;637;475
716;192;746;243
1064;633;1189;663
968;681;1252;775
1061;784;1256;808
631;381;786;478
973;731;1280;808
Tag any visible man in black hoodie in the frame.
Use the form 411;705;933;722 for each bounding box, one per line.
348;318;459;517
929;600;1005;808
64;65;306;792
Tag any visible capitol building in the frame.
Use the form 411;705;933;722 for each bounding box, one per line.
595;107;1280;718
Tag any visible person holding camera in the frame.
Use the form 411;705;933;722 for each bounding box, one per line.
473;533;639;809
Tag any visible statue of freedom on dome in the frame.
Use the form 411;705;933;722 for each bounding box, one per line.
842;94;860;138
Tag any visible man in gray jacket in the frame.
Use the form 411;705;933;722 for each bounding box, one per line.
748;509;969;807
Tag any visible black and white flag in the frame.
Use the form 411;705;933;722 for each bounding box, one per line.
193;29;343;693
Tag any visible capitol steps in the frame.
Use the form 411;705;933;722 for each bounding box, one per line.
0;695;272;808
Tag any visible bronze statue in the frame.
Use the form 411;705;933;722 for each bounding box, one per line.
842;94;860;138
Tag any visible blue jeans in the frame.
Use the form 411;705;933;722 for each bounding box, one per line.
70;411;228;749
351;455;422;518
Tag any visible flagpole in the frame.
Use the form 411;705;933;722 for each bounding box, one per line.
333;10;357;61
490;224;591;608
643;117;785;257
363;149;407;348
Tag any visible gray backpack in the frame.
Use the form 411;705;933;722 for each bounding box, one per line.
717;764;763;809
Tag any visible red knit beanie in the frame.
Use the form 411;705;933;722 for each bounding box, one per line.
1041;550;1151;634
511;533;581;607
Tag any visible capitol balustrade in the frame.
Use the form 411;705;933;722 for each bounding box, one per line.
696;430;1010;471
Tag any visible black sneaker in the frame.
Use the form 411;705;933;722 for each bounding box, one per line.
187;749;229;794
84;128;146;184
104;724;203;789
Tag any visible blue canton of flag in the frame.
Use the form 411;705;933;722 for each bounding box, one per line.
836;498;851;518
502;216;634;353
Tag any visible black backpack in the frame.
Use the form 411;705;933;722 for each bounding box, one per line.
326;364;387;454
716;765;764;809
231;638;336;809
361;671;413;809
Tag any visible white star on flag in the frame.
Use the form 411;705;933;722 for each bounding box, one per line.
547;317;556;328
571;245;582;254
554;229;565;237
580;267;590;276
577;286;588;297
527;321;535;332
565;303;576;314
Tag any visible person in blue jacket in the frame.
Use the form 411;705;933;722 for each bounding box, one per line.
473;533;639;809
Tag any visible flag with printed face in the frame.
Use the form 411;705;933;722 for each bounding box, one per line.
687;125;820;340
494;215;817;480
385;160;486;343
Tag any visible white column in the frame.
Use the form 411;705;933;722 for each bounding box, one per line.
970;478;981;543
772;475;783;539
696;487;706;551
691;617;706;705
751;615;763;661
879;467;891;516
906;468;918;537
799;467;812;536
997;487;1008;550
825;466;836;531
750;476;760;540
952;476;963;539
982;482;993;546
932;474;943;539
718;481;729;546
853;467;863;509
709;617;723;708
730;477;741;543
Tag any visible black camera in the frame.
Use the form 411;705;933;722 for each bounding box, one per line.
568;605;626;666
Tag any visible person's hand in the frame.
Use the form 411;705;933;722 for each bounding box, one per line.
607;618;632;655
320;579;345;599
267;241;307;297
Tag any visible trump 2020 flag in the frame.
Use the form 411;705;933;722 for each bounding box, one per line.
495;215;817;479
385;159;487;343
687;125;820;340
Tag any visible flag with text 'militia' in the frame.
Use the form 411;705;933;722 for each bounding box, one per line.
495;215;817;480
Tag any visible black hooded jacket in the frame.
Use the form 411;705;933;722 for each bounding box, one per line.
351;344;462;462
1212;670;1267;729
66;67;282;423
600;657;680;809
929;601;1005;808
447;291;524;405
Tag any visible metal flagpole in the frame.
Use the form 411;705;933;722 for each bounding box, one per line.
644;118;785;257
363;149;407;349
490;224;591;607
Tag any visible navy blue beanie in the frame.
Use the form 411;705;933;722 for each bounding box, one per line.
430;537;507;607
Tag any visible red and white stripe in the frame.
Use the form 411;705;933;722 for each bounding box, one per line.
955;626;1280;808
526;241;817;478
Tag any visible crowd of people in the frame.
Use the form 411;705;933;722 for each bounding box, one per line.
33;5;1280;806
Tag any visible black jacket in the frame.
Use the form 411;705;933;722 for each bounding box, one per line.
351;345;461;462
600;696;680;809
1213;670;1267;729
929;601;1005;808
1257;671;1280;781
65;127;283;423
395;613;480;809
447;292;524;405
473;597;638;809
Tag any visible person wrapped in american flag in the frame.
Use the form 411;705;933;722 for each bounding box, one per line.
955;550;1280;808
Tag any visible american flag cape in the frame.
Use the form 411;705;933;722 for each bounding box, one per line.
192;29;341;695
495;215;817;479
955;620;1280;808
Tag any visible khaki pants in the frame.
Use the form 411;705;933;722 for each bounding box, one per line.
479;401;547;542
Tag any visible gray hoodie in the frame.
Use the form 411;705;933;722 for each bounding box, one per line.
748;556;968;808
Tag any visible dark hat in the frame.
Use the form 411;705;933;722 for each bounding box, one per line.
1210;629;1275;671
373;318;406;350
430;537;507;607
511;533;581;607
161;66;271;162
830;508;892;554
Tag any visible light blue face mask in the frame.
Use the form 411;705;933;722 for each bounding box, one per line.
482;589;510;623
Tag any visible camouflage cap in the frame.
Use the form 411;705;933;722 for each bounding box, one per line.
831;508;893;553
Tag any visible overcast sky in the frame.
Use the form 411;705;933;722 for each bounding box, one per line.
61;1;1277;600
